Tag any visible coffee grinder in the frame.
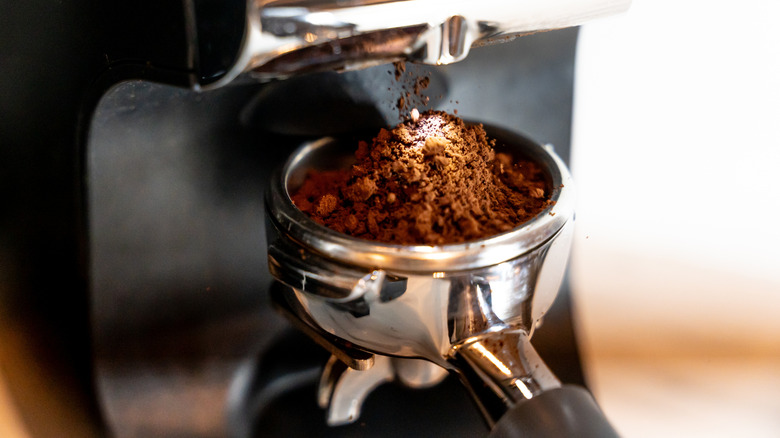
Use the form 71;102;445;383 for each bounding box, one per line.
1;0;628;436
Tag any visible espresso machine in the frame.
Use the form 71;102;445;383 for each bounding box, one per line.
1;1;628;436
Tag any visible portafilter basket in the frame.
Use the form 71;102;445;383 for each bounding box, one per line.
265;124;617;436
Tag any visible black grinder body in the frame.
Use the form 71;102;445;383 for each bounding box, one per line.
0;2;584;436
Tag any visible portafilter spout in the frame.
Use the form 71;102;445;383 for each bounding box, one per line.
264;125;617;435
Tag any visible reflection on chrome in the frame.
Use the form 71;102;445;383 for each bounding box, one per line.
514;379;534;400
471;342;513;376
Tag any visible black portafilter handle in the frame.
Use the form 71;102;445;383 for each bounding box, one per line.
488;385;620;438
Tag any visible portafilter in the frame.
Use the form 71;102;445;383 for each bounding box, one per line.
265;124;617;436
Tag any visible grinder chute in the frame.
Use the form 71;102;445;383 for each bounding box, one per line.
204;0;630;87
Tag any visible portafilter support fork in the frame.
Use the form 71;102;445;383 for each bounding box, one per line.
265;126;618;436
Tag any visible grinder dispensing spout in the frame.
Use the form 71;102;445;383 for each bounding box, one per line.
207;0;630;87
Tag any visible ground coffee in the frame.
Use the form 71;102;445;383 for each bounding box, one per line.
291;110;552;245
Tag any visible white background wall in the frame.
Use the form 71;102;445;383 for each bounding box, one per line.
572;1;780;436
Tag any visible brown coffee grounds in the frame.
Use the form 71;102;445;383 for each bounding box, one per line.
291;110;552;245
392;61;430;118
393;60;406;80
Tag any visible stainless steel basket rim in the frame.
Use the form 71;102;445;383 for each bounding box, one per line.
266;124;575;272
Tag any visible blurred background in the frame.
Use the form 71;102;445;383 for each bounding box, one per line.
2;0;779;437
571;0;780;436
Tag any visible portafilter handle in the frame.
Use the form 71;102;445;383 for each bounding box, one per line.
449;329;561;427
209;0;630;86
450;329;619;437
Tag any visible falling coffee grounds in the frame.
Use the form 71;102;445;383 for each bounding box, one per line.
291;110;552;245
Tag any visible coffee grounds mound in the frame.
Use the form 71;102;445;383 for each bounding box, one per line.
291;110;552;245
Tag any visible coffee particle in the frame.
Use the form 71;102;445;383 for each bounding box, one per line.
393;60;406;80
411;108;420;123
316;194;338;217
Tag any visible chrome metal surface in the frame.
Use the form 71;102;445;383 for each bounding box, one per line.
210;0;630;86
272;284;376;370
450;330;561;425
394;357;448;389
318;354;395;426
265;125;575;426
317;354;448;426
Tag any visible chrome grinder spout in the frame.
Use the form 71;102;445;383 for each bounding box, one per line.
209;0;630;86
